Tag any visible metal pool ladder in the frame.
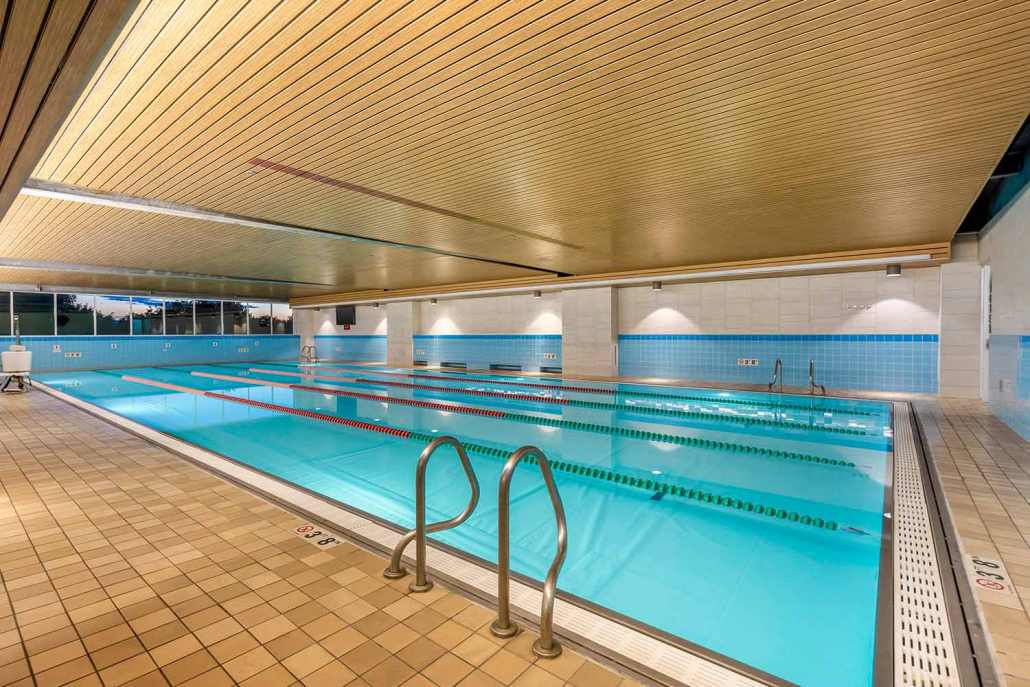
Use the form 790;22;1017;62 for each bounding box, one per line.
768;358;783;393
300;345;319;362
383;436;480;592
808;359;826;395
490;445;568;659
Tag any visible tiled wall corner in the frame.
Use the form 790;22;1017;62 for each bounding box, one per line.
939;240;982;399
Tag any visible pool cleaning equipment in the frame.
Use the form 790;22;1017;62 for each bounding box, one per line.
1;315;32;393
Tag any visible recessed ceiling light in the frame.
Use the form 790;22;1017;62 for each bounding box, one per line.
652;281;662;290
245;170;257;175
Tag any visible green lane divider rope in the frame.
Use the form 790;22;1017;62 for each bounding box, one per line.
497;412;856;469
407;431;838;531
253;361;878;418
613;388;877;416
563;398;875;436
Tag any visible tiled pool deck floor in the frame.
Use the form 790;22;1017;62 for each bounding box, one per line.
0;391;639;687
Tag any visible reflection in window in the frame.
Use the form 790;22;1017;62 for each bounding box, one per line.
247;302;271;335
196;301;221;334
165;300;194;335
57;294;95;335
222;301;246;334
0;292;10;336
13;293;55;335
272;303;293;334
132;298;163;335
96;296;131;335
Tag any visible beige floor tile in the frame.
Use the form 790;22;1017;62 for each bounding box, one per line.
423;653;475;687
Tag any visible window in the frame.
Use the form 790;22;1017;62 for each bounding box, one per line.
96;296;131;335
57;294;95;335
246;302;271;335
223;301;246;334
164;300;194;335
131;298;163;335
0;292;10;336
13;293;55;335
196;300;221;334
272;303;293;334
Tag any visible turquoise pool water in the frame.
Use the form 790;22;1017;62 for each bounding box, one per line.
39;362;892;687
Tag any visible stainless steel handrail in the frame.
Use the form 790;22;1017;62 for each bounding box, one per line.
808;359;826;395
768;358;783;393
490;446;568;659
383;436;479;592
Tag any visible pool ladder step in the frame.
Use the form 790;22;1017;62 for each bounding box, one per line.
385;439;568;659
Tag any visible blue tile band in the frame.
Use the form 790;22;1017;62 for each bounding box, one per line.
314;335;387;362
413;334;561;371
989;334;1030;440
618;334;938;394
0;335;299;372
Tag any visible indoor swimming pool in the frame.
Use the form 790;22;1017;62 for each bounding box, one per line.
37;362;893;687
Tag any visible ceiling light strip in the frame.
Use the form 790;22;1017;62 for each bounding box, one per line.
295;254;933;308
19;178;561;275
0;257;332;287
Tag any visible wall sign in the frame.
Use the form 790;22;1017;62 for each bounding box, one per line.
291;523;341;549
737;358;759;366
966;554;1015;595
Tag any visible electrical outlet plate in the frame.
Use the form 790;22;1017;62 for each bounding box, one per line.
52;344;61;352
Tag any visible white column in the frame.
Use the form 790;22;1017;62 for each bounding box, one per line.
939;236;982;398
561;287;618;377
387;301;420;366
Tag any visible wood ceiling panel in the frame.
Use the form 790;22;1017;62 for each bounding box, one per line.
0;0;136;220
5;0;1026;296
0;196;540;297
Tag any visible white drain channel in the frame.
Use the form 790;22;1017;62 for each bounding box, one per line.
893;402;961;686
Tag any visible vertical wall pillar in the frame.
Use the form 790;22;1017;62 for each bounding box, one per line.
561;287;618;377
387;301;420;366
939;236;982;398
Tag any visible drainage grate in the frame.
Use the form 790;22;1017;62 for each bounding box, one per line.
894;403;961;687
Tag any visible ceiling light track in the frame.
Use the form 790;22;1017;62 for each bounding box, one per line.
0;257;332;287
20;178;565;277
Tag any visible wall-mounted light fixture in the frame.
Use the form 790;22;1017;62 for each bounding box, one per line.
533;290;542;298
652;281;662;290
373;302;379;308
886;264;902;278
430;298;438;305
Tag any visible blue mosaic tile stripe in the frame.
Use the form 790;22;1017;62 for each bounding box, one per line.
0;335;299;372
413;334;561;371
618;334;939;394
314;335;387;362
990;334;1030;440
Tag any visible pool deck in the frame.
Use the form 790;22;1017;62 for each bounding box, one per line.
0;390;640;687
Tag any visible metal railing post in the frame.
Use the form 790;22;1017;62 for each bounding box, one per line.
768;358;783;393
808;359;826;395
383;436;479;593
490;446;568;659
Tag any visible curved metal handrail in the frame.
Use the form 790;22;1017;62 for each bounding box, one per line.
768;358;783;393
808;359;826;396
383;436;479;592
490;446;568;659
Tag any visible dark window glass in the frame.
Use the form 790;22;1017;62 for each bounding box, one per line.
196;301;221;334
223;301;246;334
131;298;164;335
13;293;54;335
247;302;271;335
57;294;94;335
0;292;11;336
165;300;194;335
96;296;131;335
272;303;293;334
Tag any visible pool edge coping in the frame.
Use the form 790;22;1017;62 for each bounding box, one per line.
33;379;938;687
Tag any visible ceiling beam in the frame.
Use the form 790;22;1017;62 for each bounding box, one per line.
290;243;951;307
19;178;564;276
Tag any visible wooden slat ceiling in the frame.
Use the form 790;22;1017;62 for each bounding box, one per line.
0;0;136;222
7;0;1030;298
